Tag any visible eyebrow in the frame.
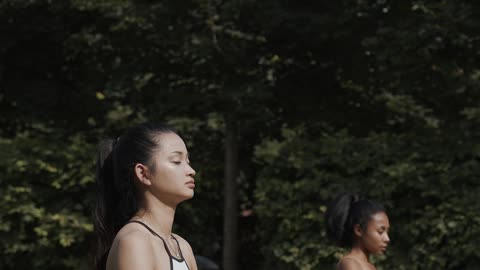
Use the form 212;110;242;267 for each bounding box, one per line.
169;151;189;158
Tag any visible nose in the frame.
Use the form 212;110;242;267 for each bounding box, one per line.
187;163;196;177
384;233;390;243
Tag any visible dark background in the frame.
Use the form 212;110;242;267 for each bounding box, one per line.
1;1;479;269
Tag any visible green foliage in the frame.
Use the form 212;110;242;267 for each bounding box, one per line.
252;0;480;268
0;129;95;269
1;0;479;269
254;125;480;269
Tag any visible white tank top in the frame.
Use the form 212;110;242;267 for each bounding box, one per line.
172;257;190;270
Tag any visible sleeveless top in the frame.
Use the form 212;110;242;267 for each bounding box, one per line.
128;220;190;270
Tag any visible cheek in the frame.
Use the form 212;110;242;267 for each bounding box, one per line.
153;163;176;180
364;232;382;248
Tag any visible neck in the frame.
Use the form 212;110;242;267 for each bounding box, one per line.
349;245;370;263
134;192;177;237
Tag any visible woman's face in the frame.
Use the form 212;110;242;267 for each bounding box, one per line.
357;211;390;255
147;132;196;204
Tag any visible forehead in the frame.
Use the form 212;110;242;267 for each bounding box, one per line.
368;212;390;228
155;132;187;154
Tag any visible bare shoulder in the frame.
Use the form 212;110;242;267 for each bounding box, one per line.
172;233;198;270
172;233;195;254
337;257;364;270
107;225;156;270
171;233;190;246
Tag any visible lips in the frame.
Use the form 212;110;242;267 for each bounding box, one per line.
186;179;195;188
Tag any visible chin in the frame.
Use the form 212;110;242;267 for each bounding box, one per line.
376;249;387;255
183;191;195;199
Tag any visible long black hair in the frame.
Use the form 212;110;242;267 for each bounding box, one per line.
94;123;178;270
325;193;385;248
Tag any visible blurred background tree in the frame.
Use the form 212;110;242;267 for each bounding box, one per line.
0;0;479;270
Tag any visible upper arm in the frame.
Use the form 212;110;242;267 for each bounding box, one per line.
337;258;363;270
109;232;155;270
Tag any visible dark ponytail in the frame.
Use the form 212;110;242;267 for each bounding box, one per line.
94;123;178;270
325;193;385;248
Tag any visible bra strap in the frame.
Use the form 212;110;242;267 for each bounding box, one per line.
126;220;174;258
171;235;185;259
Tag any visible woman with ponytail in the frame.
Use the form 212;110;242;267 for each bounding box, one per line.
94;123;197;270
325;193;390;270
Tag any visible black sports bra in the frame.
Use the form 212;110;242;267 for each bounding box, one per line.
127;220;190;270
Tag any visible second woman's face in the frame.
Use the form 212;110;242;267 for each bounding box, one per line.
359;212;390;255
148;132;196;204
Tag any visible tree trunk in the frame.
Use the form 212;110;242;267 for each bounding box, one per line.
223;113;238;270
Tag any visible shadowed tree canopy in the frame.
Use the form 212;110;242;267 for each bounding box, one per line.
1;0;479;270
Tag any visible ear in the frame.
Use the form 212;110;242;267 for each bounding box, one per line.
134;163;152;186
353;224;363;237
